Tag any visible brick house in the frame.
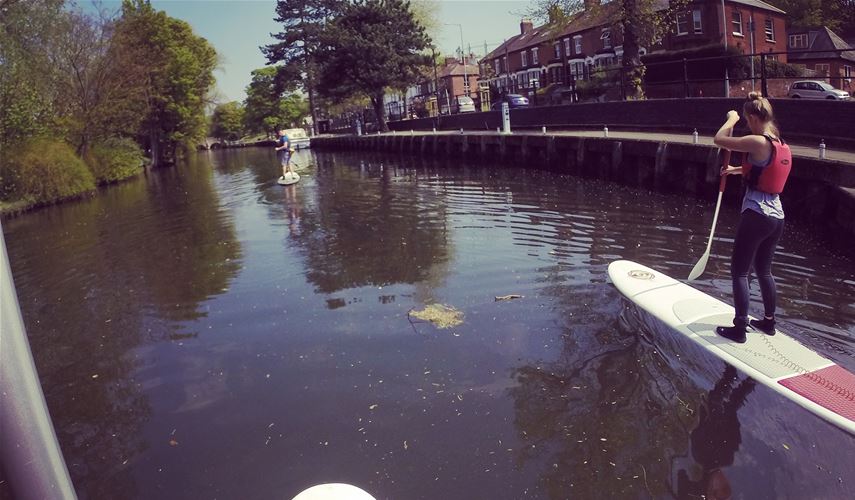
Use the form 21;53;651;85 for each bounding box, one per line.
385;56;479;118
787;27;855;91
480;0;788;97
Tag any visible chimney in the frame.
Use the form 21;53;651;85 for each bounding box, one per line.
444;56;456;66
520;19;533;35
584;0;600;10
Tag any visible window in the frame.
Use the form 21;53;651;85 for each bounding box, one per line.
532;48;538;65
495;60;500;74
564;38;571;56
693;10;702;33
601;29;611;49
764;19;775;41
815;63;830;76
554;42;561;59
502;56;507;72
732;11;743;36
788;34;807;48
676;12;689;35
574;36;582;54
845;65;852;78
521;51;527;67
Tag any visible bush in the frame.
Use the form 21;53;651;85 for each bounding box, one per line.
85;137;144;184
1;138;96;205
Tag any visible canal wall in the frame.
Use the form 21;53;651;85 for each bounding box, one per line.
385;98;855;151
312;133;855;243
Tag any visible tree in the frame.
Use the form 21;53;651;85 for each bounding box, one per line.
520;0;687;99
262;0;343;135
210;102;246;141
112;0;217;166
243;66;308;136
767;0;855;35
315;0;431;132
0;0;65;147
51;8;148;157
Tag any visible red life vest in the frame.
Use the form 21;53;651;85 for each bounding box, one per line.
742;135;791;194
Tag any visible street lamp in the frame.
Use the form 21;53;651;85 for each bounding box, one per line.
444;23;468;100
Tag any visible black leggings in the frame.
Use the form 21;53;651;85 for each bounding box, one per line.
731;209;784;323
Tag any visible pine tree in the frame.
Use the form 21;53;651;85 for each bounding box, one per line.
262;0;342;135
315;0;431;132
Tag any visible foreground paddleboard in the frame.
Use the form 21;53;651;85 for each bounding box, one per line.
608;260;855;435
278;171;300;185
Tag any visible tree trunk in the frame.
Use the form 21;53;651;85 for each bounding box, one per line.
371;93;387;132
149;126;160;168
621;0;645;100
306;69;319;136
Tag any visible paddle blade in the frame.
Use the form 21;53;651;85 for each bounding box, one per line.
687;252;709;281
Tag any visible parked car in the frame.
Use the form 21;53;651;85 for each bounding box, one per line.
454;95;476;113
491;94;530;110
787;81;851;100
283;128;311;149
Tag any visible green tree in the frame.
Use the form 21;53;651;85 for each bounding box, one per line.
243;66;308;135
210;101;246;141
52;8;147;157
316;0;431;131
112;0;218;166
767;0;855;34
262;0;343;135
521;0;687;99
0;0;65;147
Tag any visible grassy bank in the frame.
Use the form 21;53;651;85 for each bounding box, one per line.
1;138;145;216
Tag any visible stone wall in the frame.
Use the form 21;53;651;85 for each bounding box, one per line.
312;133;855;244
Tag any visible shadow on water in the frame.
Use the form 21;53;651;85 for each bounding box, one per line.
3;148;854;499
3;156;241;498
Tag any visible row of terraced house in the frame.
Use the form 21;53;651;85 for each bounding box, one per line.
479;0;853;100
382;0;854;121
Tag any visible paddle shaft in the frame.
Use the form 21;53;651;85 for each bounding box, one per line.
688;148;731;280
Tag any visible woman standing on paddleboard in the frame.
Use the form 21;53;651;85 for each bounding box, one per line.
712;92;792;343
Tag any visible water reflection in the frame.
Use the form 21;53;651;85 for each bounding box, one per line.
4;156;241;496
3;148;854;499
675;365;755;500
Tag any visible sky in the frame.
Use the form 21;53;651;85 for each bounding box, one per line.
90;1;530;102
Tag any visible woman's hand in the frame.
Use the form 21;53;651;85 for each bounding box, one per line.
720;165;742;176
726;110;739;123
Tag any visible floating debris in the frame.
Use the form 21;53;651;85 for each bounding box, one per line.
408;304;464;329
494;294;524;301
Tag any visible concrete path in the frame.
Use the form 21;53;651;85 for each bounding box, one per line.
379;129;855;164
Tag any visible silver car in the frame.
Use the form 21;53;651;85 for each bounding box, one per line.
787;80;851;100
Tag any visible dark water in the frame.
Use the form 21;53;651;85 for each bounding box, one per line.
3;148;855;500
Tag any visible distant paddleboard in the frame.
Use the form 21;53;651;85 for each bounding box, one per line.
608;259;855;435
292;483;375;500
278;171;300;185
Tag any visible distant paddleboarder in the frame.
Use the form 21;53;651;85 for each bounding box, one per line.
275;128;293;177
712;92;792;343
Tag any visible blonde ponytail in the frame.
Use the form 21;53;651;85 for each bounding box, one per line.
743;92;780;138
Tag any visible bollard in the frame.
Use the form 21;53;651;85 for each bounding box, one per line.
432;127;436;133
819;139;827;159
692;128;699;144
460;128;464;134
603;125;609;138
542;126;547;134
411;129;414;135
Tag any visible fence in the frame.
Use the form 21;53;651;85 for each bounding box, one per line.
326;48;853;132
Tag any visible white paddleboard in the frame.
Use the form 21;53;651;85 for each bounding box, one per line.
608;259;855;435
278;171;300;185
292;483;375;500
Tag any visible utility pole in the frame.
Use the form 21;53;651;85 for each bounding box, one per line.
445;24;468;101
721;0;730;97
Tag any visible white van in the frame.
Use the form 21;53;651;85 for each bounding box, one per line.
455;96;476;113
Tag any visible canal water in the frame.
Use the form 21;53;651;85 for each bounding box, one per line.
3;148;854;499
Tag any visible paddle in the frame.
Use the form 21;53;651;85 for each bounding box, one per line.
687;147;731;281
